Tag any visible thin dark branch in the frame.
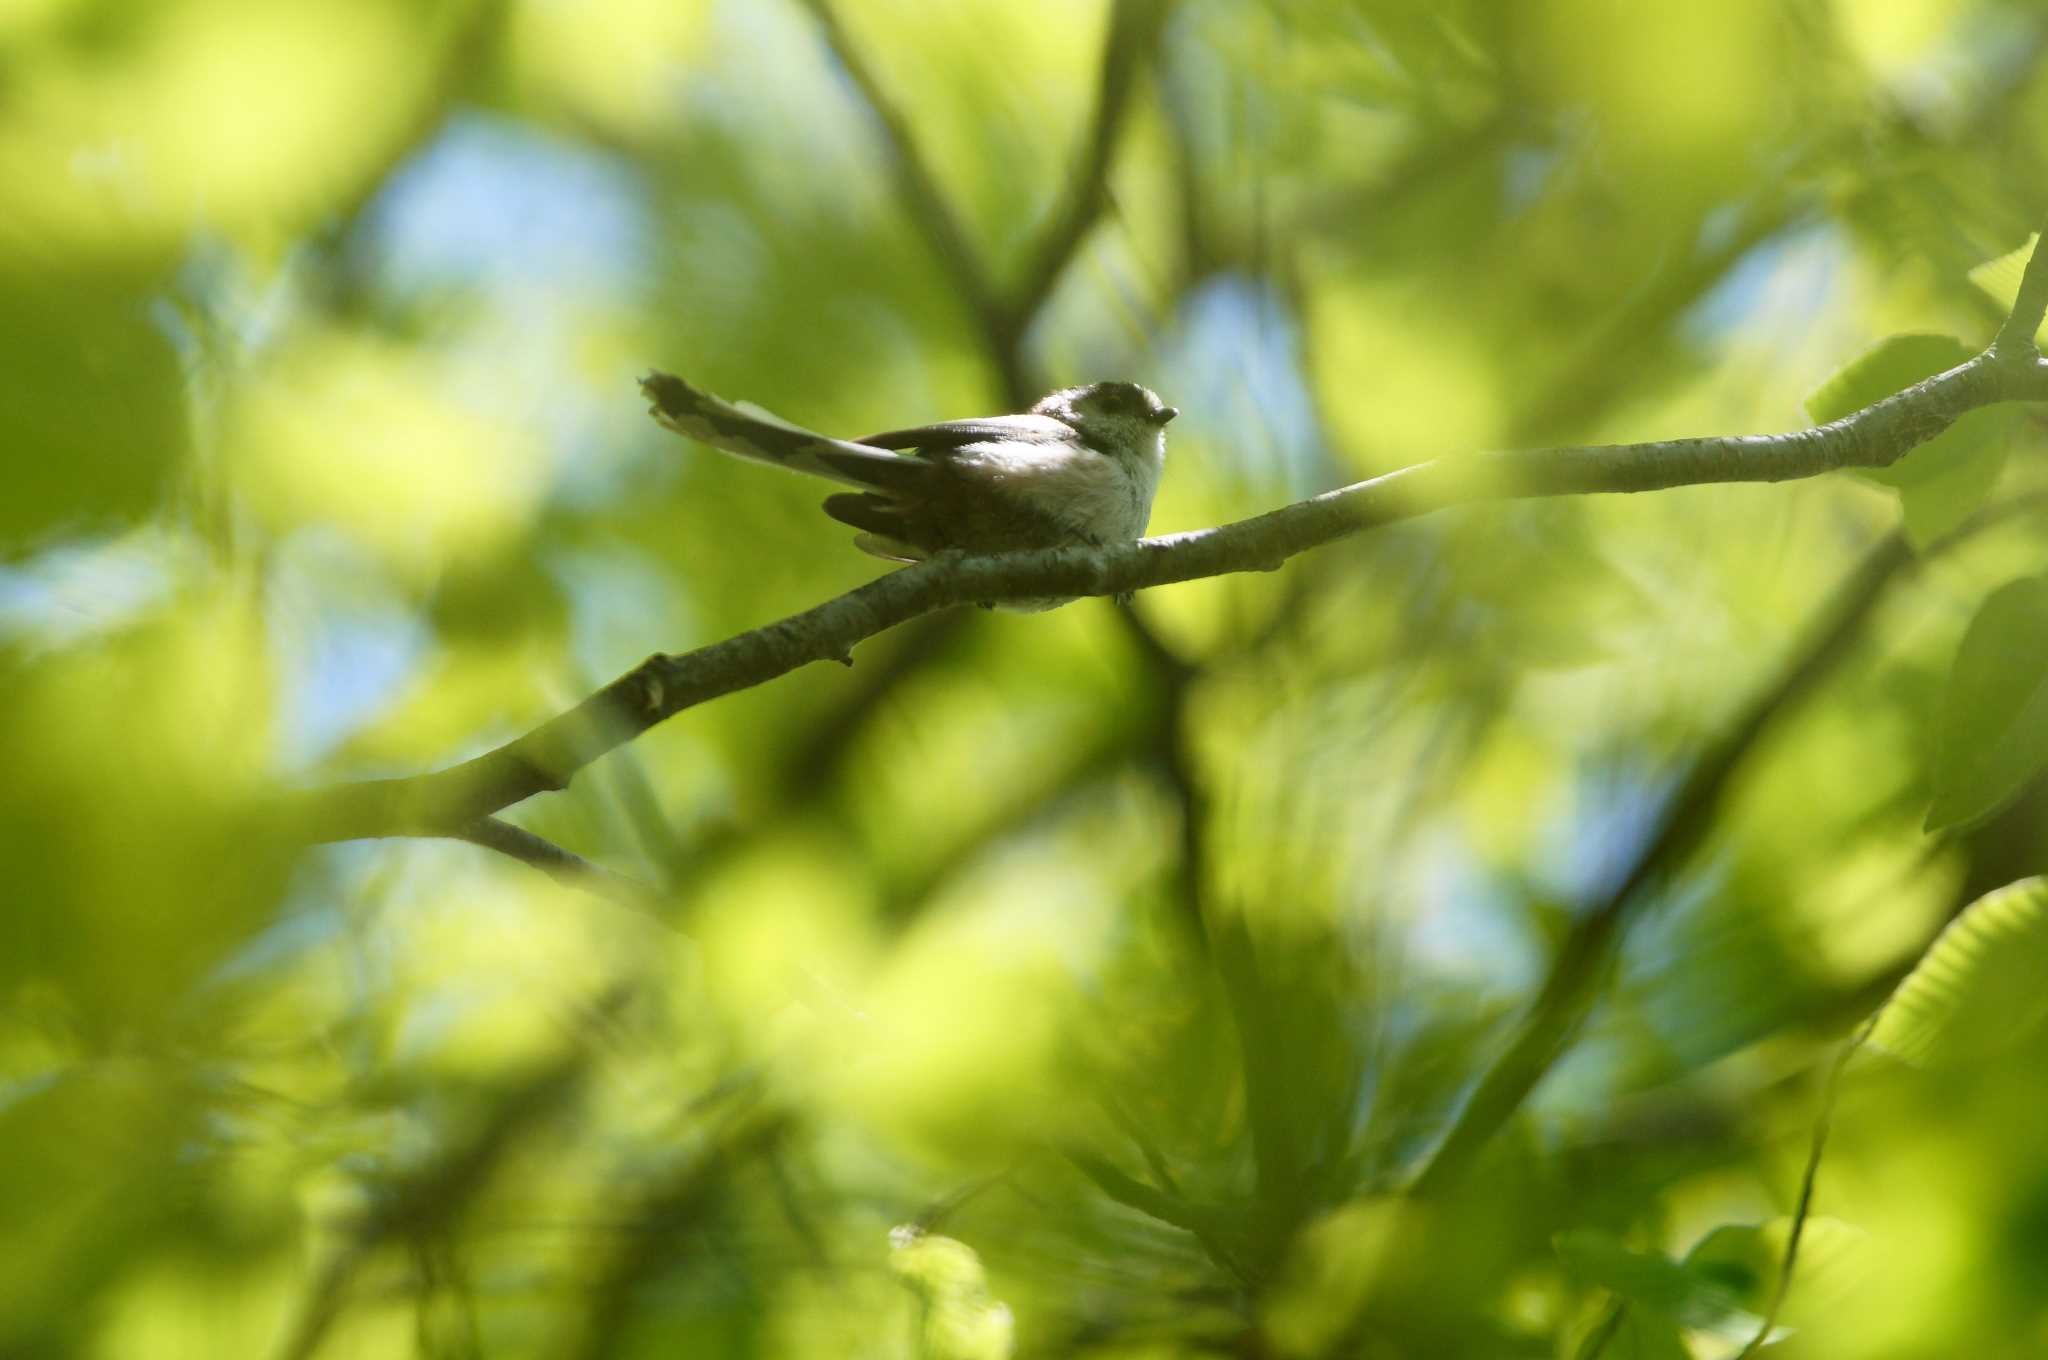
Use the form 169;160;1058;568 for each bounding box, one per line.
1735;1011;1881;1358
913;1170;1011;1234
1066;1151;1209;1233
1065;1150;1252;1285
1580;1302;1628;1360
1410;488;2048;1195
800;0;1178;408
1408;530;1911;1194
563;1111;784;1360
1102;1091;1182;1198
1992;211;2048;355
1114;607;1294;1197
769;609;972;800
1008;0;1180;344
447;817;668;918
795;0;1005;338
589;735;693;893
271;1010;610;1360
305;342;2048;844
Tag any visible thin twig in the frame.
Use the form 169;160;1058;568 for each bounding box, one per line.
913;1170;1011;1234
1065;1150;1253;1285
800;0;1179;407
1411;486;2048;1195
1102;1090;1182;1198
1008;0;1181;345
1065;1151;1211;1234
1734;1011;1881;1358
447;816;668;919
1410;530;1913;1192
562;1111;785;1360
1580;1301;1628;1360
271;1004;613;1360
768;609;971;801
795;0;1005;338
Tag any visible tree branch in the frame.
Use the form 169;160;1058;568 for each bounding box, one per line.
306;343;2048;844
1409;487;2048;1196
272;1006;611;1360
1409;529;1914;1195
446;817;667;917
1734;1011;1880;1359
1065;1151;1252;1284
799;0;1178;406
795;0;1005;340
1008;0;1179;344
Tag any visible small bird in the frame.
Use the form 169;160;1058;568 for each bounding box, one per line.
640;372;1177;609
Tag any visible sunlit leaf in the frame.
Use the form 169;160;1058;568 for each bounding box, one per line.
1803;333;2012;549
0;278;187;550
0;1060;197;1349
1967;234;2045;342
889;1228;1015;1360
0;592;292;1024
1573;1307;1689;1360
1305;270;1507;467
224;330;552;584
1516;0;1777;198
1925;578;2048;831
0;0;460;264
507;0;712;143
1868;877;2048;1065
1263;1198;1414;1357
1553;1230;1764;1342
1686;1216;1866;1328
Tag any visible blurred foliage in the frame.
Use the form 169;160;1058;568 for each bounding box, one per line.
6;0;2048;1356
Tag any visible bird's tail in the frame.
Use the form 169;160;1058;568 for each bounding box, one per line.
640;371;928;491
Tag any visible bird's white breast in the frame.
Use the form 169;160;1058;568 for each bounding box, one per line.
951;430;1163;544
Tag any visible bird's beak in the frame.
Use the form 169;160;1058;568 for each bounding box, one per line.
1153;406;1180;426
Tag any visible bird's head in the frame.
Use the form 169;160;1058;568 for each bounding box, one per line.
1034;381;1178;458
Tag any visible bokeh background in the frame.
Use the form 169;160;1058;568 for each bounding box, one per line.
6;0;2048;1355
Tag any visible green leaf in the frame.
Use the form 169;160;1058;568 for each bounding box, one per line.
1553;1229;1764;1343
890;1229;1014;1360
1686;1217;1866;1326
1803;333;2013;549
1926;578;2048;831
1868;877;2048;1065
1804;334;1972;425
1968;234;2045;342
0;277;188;550
1573;1307;1690;1360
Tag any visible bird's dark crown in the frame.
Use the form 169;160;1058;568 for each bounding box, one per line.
1033;381;1179;432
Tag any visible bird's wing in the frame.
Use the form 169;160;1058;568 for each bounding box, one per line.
853;414;1074;453
641;371;937;491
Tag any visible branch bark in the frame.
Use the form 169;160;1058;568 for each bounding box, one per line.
306;339;2048;843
